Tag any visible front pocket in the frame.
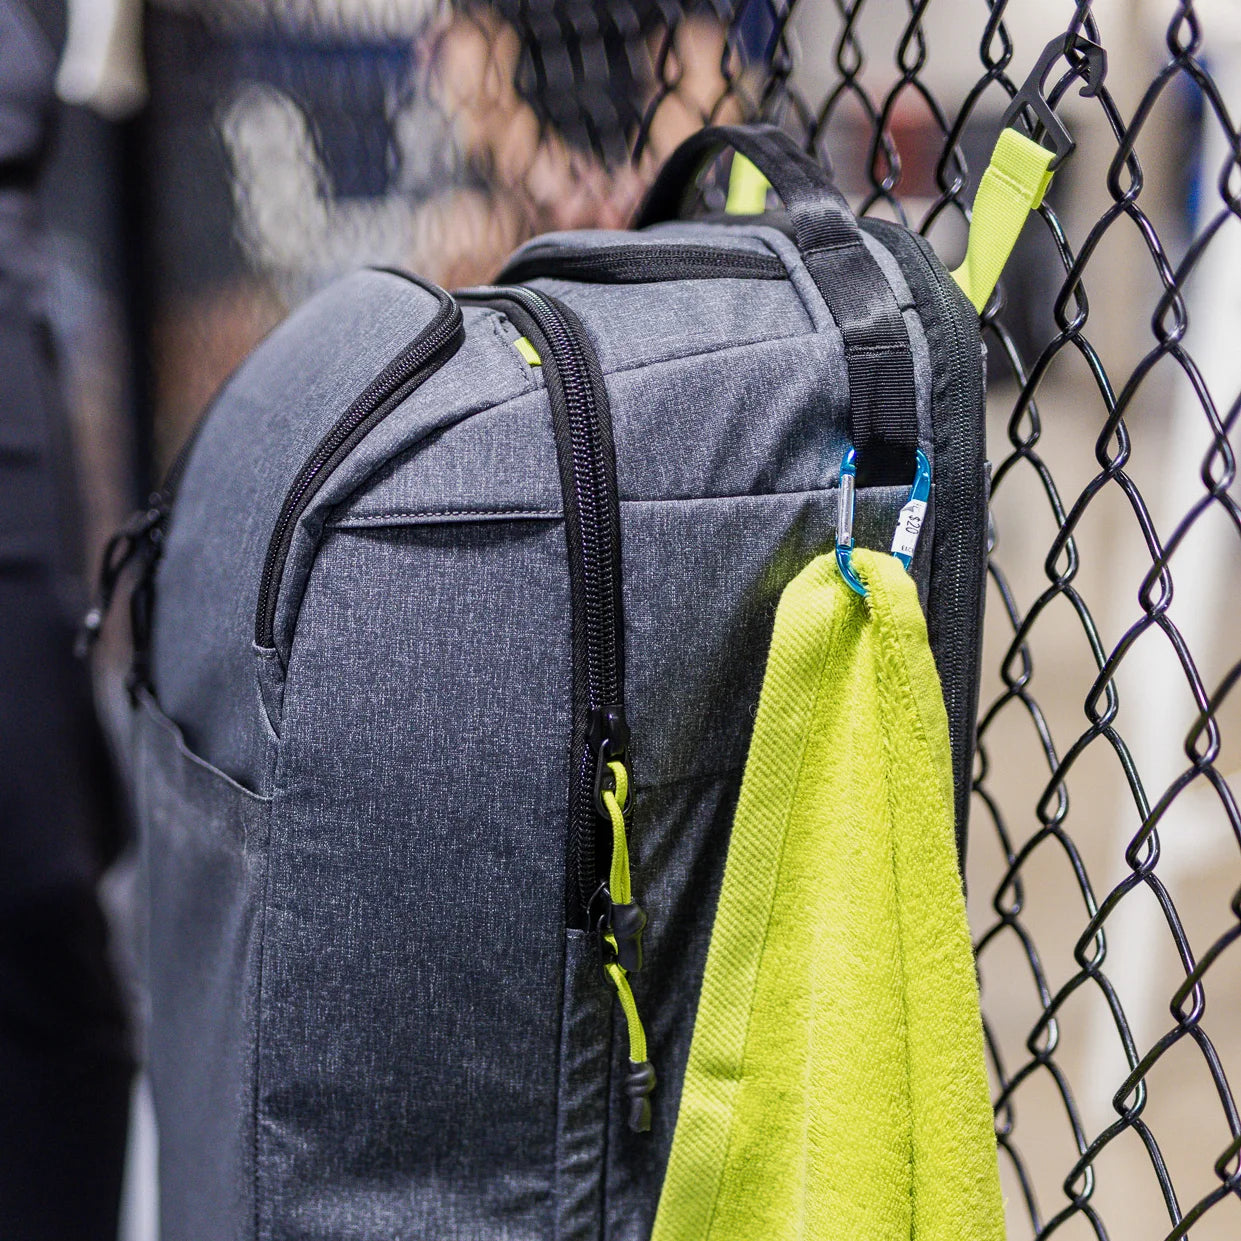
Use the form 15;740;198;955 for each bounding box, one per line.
255;279;464;652
133;689;271;1241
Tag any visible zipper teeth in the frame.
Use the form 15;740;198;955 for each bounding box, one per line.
910;246;981;722
864;220;986;846
255;290;463;647
506;287;619;918
457;284;623;920
499;243;786;285
915;244;983;852
504;286;621;708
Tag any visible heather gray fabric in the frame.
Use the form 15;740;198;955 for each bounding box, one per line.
152;270;454;786
135;690;269;1241
134;211;984;1240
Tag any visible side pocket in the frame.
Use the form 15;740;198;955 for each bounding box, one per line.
133;689;271;1241
556;929;613;1241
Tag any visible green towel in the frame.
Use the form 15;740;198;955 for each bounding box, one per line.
651;549;1004;1241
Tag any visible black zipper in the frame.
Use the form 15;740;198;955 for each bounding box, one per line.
861;219;987;863
83;277;465;681
254;281;464;649
76;392;213;674
498;241;787;286
457;284;626;928
461;285;655;1126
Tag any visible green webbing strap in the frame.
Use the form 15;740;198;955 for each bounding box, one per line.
950;127;1055;313
725;153;771;214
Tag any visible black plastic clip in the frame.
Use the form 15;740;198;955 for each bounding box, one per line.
1000;33;1108;170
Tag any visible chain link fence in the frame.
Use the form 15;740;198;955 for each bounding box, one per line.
135;0;1241;1235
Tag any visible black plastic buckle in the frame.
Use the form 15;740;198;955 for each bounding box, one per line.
1000;33;1108;170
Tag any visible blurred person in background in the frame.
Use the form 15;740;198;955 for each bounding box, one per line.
0;0;132;1235
140;0;748;465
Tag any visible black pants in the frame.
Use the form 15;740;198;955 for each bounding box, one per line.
0;283;132;1237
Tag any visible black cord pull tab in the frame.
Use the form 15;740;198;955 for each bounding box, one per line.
624;1060;656;1134
1000;33;1107;169
609;900;647;974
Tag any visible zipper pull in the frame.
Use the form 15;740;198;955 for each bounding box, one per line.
592;755;657;1133
589;704;631;816
76;498;168;661
608;897;648;974
590;706;646;971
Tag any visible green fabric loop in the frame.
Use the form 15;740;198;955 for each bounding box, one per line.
951;127;1054;313
725;153;771;214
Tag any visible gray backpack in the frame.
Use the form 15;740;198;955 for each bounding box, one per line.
98;125;986;1240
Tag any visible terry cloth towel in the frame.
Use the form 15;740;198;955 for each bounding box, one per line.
651;548;1004;1241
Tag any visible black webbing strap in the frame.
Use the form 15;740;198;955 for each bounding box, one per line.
635;124;918;488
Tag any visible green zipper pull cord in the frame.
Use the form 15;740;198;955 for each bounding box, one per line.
598;759;656;1132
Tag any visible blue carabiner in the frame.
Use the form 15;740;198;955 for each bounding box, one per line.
835;446;932;596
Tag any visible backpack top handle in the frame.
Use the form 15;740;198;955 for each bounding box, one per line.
636;123;921;491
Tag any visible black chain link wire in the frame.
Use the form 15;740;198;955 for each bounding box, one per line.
137;0;1241;1233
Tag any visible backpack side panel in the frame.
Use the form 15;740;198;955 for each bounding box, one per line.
134;690;270;1241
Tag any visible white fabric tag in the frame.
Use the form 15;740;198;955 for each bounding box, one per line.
890;498;927;560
